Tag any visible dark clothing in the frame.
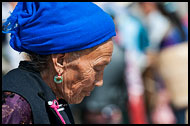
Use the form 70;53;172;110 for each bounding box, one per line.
2;61;75;124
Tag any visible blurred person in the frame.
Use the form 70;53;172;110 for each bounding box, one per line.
139;2;188;124
156;2;188;49
142;61;176;124
116;5;150;124
2;2;116;124
156;42;188;124
139;2;188;65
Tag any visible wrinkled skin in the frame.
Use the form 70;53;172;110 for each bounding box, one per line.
41;39;113;104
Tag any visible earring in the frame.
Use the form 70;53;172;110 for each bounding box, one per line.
54;73;63;84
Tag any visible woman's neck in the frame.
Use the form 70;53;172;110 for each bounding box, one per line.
40;68;64;99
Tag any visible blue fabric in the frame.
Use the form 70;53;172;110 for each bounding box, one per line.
160;24;188;49
2;2;116;55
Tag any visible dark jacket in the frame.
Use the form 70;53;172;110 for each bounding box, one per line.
2;61;75;124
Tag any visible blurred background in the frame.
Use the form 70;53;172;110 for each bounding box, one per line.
2;2;188;124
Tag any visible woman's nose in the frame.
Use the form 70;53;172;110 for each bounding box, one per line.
94;71;104;87
95;80;103;87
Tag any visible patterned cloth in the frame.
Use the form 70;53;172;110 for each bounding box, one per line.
2;92;33;124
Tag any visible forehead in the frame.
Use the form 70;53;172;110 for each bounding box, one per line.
67;39;113;62
88;40;113;59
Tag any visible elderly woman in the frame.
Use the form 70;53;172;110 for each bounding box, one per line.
2;2;115;124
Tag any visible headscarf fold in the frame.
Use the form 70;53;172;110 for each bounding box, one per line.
2;2;116;55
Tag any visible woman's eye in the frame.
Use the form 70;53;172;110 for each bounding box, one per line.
93;60;110;71
94;65;105;71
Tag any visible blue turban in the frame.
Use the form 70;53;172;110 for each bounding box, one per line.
2;2;116;55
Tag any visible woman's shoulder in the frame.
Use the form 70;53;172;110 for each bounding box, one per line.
3;67;25;79
2;65;40;85
2;92;33;124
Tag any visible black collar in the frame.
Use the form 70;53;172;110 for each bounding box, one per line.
18;61;41;74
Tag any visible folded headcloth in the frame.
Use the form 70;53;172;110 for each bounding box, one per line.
2;2;116;55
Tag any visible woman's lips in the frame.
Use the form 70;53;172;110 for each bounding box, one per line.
83;90;91;96
85;92;91;96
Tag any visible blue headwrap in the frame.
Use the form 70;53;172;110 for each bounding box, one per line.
2;2;116;55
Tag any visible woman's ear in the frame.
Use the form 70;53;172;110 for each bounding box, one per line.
51;53;65;73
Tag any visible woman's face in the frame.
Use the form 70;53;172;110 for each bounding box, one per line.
58;39;113;104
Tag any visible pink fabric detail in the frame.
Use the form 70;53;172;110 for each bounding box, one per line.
49;100;66;124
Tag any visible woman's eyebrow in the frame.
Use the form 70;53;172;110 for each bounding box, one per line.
95;58;112;66
93;54;112;65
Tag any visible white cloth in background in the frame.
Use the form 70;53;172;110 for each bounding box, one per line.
145;10;171;52
2;2;24;72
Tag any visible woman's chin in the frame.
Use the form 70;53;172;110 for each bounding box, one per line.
67;95;85;104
